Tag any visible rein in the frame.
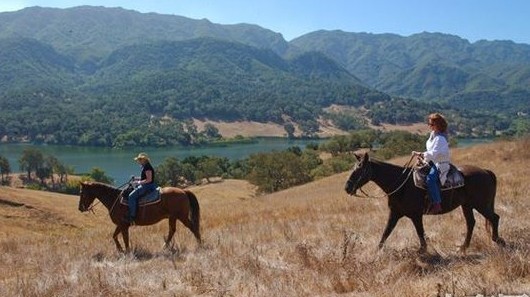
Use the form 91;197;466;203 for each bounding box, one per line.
86;179;132;214
353;155;416;199
86;201;100;214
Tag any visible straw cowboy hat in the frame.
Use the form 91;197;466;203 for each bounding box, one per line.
134;152;150;162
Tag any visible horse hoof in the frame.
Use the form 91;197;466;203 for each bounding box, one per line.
495;238;506;247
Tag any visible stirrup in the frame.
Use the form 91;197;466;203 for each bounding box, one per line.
427;203;442;214
123;215;136;225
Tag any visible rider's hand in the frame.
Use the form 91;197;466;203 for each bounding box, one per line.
412;151;424;158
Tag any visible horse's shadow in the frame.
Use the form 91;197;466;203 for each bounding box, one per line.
91;245;187;263
416;251;484;268
376;247;487;275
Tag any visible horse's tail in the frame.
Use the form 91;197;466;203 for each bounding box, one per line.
185;190;201;243
484;169;497;236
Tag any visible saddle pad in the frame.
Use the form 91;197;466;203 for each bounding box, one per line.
120;187;162;206
413;164;465;191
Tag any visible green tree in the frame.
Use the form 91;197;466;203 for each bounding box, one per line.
157;157;184;187
299;120;319;138
19;148;44;180
376;131;424;159
509;118;530;136
44;155;62;187
197;157;224;183
203;123;221;139
247;151;312;193
88;167;114;184
36;166;52;185
320;135;351;156
284;122;295;138
300;150;323;173
0;156;10;184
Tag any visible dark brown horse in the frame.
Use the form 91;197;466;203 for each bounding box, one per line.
78;182;201;253
344;153;505;253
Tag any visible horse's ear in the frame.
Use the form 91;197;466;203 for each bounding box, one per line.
363;153;370;162
354;153;362;161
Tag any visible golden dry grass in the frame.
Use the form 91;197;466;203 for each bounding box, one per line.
1;139;529;296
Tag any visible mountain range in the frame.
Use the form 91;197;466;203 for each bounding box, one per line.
0;6;528;146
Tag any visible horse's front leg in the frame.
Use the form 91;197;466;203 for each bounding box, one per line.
379;211;402;249
122;226;131;253
112;226;125;253
410;215;427;253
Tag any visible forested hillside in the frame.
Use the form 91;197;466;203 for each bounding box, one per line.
290;31;530;116
0;6;289;61
0;37;393;146
0;6;528;147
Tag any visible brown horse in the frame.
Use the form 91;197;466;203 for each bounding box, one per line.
344;153;505;253
78;181;201;253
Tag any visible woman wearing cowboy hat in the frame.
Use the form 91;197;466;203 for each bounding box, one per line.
127;152;157;224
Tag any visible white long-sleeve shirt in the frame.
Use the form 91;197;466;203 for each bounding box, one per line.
424;131;451;185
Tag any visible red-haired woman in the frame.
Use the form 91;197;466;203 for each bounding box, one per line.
413;113;450;214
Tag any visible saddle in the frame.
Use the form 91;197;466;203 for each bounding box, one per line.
413;163;465;191
120;187;162;207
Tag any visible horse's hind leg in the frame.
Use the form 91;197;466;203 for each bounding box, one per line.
180;216;202;245
164;218;177;249
460;205;476;253
475;207;505;246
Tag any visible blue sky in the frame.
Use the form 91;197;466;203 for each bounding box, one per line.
1;0;529;44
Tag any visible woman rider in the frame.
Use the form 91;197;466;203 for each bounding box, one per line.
412;113;450;214
127;152;157;224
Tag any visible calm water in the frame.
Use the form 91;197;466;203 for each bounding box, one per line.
456;137;494;147
0;137;492;185
0;138;322;184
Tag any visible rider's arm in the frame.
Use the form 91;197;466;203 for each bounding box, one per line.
140;170;153;184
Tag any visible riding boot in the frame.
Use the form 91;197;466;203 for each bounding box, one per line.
429;202;442;214
123;213;136;225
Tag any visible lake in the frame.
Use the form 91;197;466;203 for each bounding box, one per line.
0;137;493;185
0;138;323;184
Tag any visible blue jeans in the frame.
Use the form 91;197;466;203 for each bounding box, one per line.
128;183;156;219
426;164;441;204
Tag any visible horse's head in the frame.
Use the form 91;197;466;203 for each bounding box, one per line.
78;181;97;212
345;153;372;196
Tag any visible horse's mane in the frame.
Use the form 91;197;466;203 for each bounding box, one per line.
83;181;122;194
370;157;405;172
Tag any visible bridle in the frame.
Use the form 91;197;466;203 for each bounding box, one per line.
81;179;133;215
347;155;416;199
346;160;373;197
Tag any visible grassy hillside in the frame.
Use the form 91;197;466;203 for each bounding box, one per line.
0;139;529;296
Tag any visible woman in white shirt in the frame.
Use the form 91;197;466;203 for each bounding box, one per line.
413;113;450;214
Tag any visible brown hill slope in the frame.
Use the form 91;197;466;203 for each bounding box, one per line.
0;139;529;296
